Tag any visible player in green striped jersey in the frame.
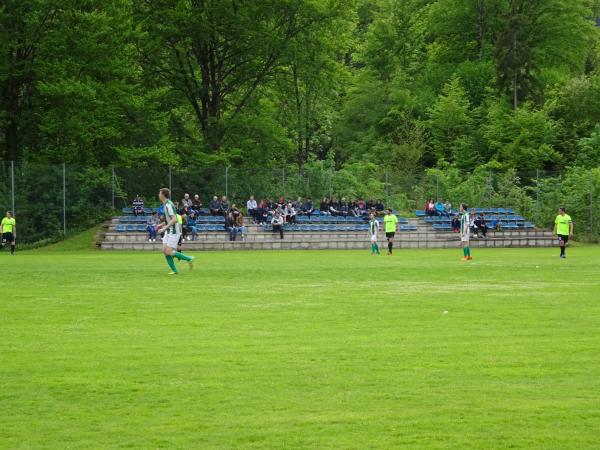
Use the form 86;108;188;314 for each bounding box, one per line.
157;188;194;274
459;203;472;261
368;213;380;255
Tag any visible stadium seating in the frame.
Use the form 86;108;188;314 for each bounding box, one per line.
417;207;534;231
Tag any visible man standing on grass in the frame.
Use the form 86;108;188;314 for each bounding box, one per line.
0;211;16;255
460;203;472;261
368;213;380;255
553;207;573;259
157;188;194;275
383;208;398;256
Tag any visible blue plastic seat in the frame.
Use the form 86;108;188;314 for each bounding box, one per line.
122;207;133;214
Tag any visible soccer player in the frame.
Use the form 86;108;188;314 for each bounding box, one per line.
0;211;16;255
459;203;472;261
157;188;194;274
368;213;380;255
383;208;398;255
553;207;573;259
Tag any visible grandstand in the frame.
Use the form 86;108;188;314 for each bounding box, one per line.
100;206;554;250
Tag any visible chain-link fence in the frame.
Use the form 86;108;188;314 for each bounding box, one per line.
1;161;599;244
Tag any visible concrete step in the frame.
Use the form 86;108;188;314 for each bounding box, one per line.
101;236;554;251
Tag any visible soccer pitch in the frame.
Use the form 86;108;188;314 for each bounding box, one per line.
2;245;600;449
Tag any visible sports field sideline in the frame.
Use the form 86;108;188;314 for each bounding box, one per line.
1;241;600;449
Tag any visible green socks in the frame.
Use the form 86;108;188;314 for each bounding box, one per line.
463;247;468;257
374;243;380;254
165;255;177;272
463;247;471;257
174;251;192;262
466;247;471;257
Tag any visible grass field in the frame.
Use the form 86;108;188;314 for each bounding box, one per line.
2;241;600;449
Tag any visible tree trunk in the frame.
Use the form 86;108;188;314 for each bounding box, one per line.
476;0;486;60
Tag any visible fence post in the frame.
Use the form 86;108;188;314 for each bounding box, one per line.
225;166;229;198
385;170;389;207
590;169;594;236
536;169;540;225
435;174;439;200
329;168;333;198
282;168;286;198
63;162;67;235
111;166;115;209
10;160;15;214
168;166;172;192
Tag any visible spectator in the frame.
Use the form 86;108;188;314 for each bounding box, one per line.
277;196;286;209
451;215;460;233
186;213;199;241
209;196;220;216
133;194;144;216
219;195;229;215
425;198;435;217
435;198;448;217
192;194;202;212
225;208;238;241
474;213;487;238
285;202;297;224
173;200;181;214
339;198;349;217
257;199;269;224
349;199;360;217
358;199;366;213
294;196;303;211
444;200;452;216
303;198;314;218
271;210;284;239
146;211;159;242
235;208;246;241
375;200;385;215
329;200;339;216
182;193;193;209
246;195;257;223
179;210;191;241
469;209;477;236
320;197;330;216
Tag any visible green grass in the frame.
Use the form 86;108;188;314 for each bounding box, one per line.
1;246;600;449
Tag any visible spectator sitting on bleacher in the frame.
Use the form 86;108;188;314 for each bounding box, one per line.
435;198;449;217
246;195;257;223
474;213;487;238
210;196;220;216
277;196;286;209
182;193;193;209
349;199;360;217
358;199;366;213
285;202;297;224
294;197;303;212
320;197;330;215
186;212;198;241
146;211;159;242
469;209;477;236
329;200;339;216
219;195;229;215
133;194;144;216
225;208;238;241
257;199;269;224
339;198;349;217
375;200;385;215
271;210;284;240
192;194;202;212
451;215;460;233
425;198;435;217
235;207;246;241
444;200;452;216
304;198;314;218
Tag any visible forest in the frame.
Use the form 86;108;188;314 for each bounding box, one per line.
2;0;600;239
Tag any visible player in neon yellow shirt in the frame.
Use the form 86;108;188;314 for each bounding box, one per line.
383;208;398;255
553;207;573;259
1;211;16;255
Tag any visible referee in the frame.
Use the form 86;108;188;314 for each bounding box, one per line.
553;207;573;259
1;211;16;255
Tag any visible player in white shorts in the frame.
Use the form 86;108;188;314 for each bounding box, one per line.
459;202;472;261
368;213;380;255
157;188;194;274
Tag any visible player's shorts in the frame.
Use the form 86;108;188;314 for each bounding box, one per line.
370;234;378;243
162;232;181;249
2;232;14;243
460;234;470;243
558;234;569;244
386;232;395;239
